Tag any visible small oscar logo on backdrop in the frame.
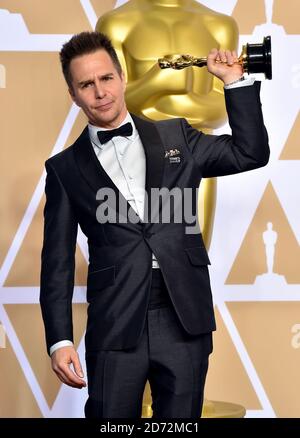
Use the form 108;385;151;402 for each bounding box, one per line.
254;222;287;286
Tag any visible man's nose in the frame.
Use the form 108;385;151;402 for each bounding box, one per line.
95;81;106;99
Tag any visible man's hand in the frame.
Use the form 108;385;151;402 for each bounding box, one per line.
51;346;87;389
207;49;244;85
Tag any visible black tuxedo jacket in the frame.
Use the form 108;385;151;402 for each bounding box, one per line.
40;83;269;354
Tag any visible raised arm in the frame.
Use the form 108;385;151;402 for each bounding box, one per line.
182;81;270;177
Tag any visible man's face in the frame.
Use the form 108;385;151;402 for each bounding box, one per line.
69;49;127;129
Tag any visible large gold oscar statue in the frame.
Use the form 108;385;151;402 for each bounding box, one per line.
96;0;245;418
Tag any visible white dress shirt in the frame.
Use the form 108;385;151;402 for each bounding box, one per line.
50;78;254;355
89;112;160;269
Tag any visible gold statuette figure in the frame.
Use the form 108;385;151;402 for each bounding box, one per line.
159;35;272;79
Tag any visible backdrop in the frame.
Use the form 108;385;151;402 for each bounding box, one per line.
0;0;299;418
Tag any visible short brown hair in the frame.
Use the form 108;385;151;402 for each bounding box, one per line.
59;31;122;88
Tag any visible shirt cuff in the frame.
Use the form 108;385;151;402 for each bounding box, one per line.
50;340;74;356
224;76;255;89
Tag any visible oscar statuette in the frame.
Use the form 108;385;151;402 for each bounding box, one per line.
159;36;272;79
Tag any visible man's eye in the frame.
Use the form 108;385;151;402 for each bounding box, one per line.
83;82;93;88
103;76;113;81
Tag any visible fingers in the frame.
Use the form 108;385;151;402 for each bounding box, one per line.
71;351;84;378
217;49;236;65
207;48;219;63
232;50;238;63
51;347;87;389
55;362;86;388
208;49;237;66
55;368;80;388
207;48;243;83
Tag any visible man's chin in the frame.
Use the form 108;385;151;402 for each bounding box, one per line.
94;115;111;123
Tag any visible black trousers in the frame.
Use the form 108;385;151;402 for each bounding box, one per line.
85;270;213;419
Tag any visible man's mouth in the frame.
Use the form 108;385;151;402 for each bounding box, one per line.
95;102;113;110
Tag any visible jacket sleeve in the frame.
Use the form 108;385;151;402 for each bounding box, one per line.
182;81;270;177
40;160;78;355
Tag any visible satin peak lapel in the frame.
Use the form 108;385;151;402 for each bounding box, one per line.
73;126;141;223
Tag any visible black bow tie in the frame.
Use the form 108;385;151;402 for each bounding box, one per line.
97;122;133;145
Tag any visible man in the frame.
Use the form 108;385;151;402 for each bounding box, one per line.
40;31;269;418
96;0;240;250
